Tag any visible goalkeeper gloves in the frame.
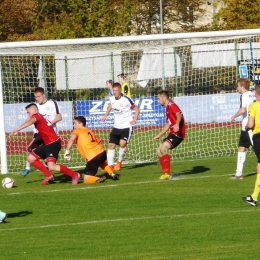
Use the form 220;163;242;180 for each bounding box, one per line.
64;149;71;160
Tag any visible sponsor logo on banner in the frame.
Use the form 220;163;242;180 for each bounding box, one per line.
76;97;166;129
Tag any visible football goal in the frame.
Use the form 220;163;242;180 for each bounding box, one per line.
1;29;260;173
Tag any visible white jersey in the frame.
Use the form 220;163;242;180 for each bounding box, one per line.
240;90;255;131
109;94;136;129
36;99;61;133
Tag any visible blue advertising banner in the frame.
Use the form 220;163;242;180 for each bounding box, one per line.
174;93;240;124
76;97;166;129
4;93;241;133
76;93;241;128
4;101;73;133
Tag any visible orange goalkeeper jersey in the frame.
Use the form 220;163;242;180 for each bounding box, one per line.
72;127;104;162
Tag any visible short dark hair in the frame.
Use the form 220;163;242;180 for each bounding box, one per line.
34;87;45;94
106;80;113;84
112;82;121;88
74;116;86;126
25;103;37;109
117;73;125;78
157;90;169;98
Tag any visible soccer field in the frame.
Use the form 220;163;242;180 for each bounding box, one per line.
0;154;259;260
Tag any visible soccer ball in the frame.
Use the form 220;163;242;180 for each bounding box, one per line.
2;177;14;189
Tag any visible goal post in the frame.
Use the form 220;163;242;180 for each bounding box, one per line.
1;29;260;174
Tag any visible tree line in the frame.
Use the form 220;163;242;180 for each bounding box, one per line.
0;0;259;42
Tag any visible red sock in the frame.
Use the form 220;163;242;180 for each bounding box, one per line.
58;164;78;178
31;160;52;177
159;154;171;174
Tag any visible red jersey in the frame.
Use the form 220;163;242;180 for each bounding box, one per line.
166;101;186;138
32;113;60;145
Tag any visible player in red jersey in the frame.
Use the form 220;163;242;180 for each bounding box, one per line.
154;90;186;180
10;103;80;185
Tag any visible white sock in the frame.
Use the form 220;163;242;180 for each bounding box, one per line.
236;151;246;175
107;149;115;166
25;152;30;170
25;160;31;171
118;147;127;162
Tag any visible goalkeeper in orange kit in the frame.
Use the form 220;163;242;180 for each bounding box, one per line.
64;116;119;183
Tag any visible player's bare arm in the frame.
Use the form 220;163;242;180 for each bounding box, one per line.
10;117;36;136
246;116;255;130
130;106;140;125
231;107;246;121
154;123;170;140
101;104;112;122
50;113;62;125
64;133;77;160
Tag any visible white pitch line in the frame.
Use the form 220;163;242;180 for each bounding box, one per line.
3;173;237;196
0;208;259;232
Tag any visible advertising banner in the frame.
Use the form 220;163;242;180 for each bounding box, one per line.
4;101;73;133
76;97;166;129
174;93;240;124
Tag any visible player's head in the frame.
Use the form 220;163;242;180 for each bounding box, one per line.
254;84;260;97
73;116;86;129
25;103;38;116
236;78;250;92
112;82;122;98
106;80;113;88
34;87;47;105
157;90;169;106
117;73;125;84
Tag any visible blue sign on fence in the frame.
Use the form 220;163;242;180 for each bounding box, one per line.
239;65;249;78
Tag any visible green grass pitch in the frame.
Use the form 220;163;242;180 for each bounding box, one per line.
0;153;259;260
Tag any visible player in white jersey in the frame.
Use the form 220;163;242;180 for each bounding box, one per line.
231;78;255;179
101;82;140;171
21;87;62;176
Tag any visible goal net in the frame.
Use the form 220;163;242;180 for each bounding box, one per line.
1;29;260;173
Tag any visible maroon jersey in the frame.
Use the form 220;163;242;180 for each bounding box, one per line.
32;113;60;145
166;101;186;138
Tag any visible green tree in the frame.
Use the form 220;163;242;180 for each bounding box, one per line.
0;0;211;41
214;0;260;30
0;0;37;41
127;0;207;35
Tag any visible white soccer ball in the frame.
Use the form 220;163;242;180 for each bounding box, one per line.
2;177;14;189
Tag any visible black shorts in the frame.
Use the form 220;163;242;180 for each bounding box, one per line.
253;134;260;163
28;133;44;151
163;134;183;149
84;150;107;176
109;127;133;145
238;130;252;148
31;140;61;162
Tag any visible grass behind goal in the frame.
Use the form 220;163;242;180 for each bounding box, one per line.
0;154;259;260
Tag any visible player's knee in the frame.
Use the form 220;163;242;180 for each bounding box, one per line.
108;143;116;149
160;144;169;155
47;164;56;171
27;153;36;163
157;146;167;157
